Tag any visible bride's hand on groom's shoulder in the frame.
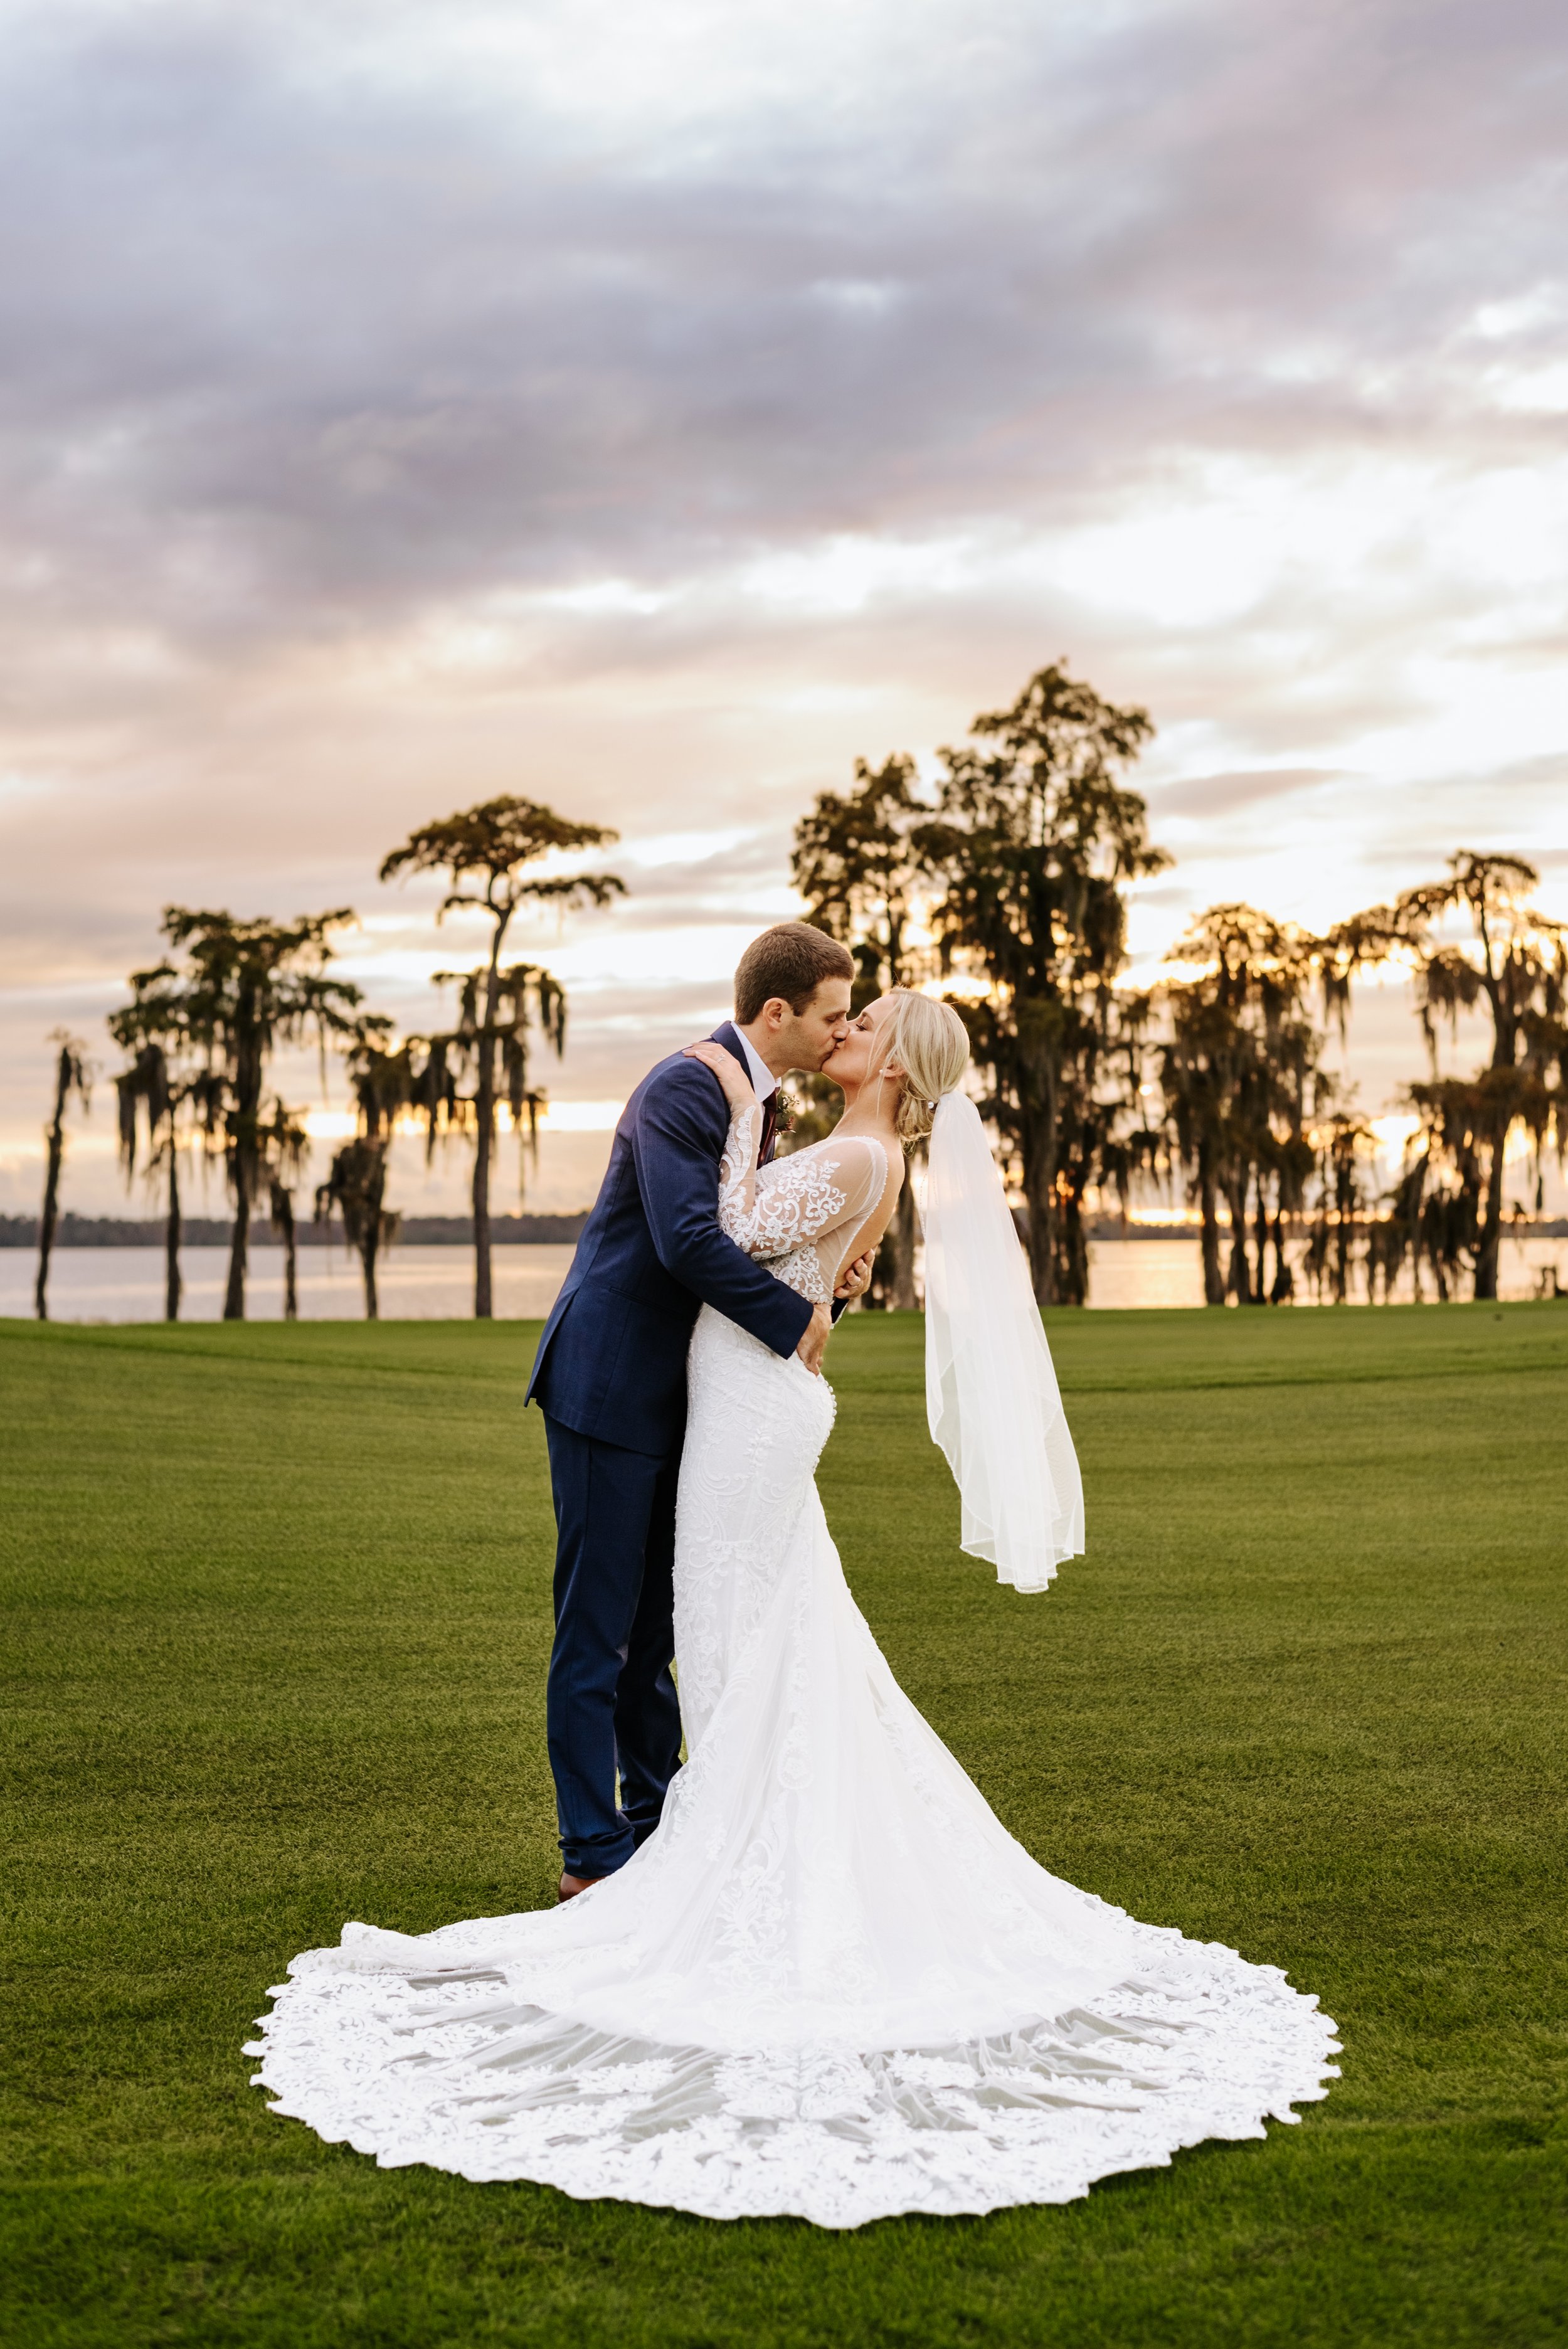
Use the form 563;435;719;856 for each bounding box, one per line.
682;1041;757;1109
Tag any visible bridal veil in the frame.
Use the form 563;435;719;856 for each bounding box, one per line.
923;1090;1084;1591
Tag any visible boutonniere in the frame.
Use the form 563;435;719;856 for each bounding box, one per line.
770;1086;798;1137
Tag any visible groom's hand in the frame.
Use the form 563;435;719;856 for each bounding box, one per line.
834;1250;874;1303
796;1301;832;1376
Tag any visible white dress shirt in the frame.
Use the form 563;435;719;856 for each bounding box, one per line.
733;1027;779;1104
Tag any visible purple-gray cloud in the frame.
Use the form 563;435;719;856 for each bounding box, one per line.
1;0;1564;1216
1;0;1562;644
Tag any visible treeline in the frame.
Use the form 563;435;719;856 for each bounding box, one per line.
33;800;621;1322
785;663;1566;1311
27;659;1568;1320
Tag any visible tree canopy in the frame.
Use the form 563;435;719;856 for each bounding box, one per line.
1333;853;1567;1300
380;795;623;1317
1159;905;1330;1307
913;662;1170;1305
139;908;364;1318
379;797;624;935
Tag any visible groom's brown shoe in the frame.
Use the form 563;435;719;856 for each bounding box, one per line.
558;1870;603;1903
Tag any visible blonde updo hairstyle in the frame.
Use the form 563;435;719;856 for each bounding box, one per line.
876;990;970;1148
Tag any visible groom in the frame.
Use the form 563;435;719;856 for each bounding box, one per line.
526;921;865;1899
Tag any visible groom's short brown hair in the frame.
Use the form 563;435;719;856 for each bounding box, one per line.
734;923;854;1024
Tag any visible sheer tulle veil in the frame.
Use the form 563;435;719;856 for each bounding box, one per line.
922;1090;1084;1591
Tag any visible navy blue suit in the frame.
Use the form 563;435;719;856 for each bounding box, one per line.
527;1022;812;1877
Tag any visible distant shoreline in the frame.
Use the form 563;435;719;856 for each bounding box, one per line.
0;1211;594;1249
8;1211;1568;1249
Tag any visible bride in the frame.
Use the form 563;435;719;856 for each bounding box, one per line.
249;991;1338;2228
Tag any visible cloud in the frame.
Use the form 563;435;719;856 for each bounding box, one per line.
1153;768;1341;818
3;0;1564;647
2;0;1566;1212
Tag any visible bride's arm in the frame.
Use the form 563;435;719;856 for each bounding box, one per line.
720;1134;892;1263
681;1042;765;1236
819;1143;900;1288
718;1103;765;1233
677;1040;894;1268
628;1063;813;1362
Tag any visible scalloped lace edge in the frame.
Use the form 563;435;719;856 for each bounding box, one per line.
248;1958;1340;2228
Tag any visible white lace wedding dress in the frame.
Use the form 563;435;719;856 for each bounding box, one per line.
249;1111;1338;2227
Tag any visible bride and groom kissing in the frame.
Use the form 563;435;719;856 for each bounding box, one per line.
525;920;879;1901
252;920;1339;2229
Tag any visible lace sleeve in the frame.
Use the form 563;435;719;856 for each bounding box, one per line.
716;1103;764;1236
719;1134;887;1263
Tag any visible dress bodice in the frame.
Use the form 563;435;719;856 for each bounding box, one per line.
716;1108;889;1305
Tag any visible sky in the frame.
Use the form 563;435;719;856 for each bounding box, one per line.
2;0;1564;1221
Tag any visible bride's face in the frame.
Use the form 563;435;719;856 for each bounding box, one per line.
822;997;898;1094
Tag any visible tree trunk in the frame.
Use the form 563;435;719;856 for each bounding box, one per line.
273;1187;299;1321
889;1177;918;1310
361;1150;388;1321
469;926;516;1323
1056;1177;1089;1307
1253;1174;1271;1306
1473;1123;1505;1301
1020;1101;1058;1308
165;1152;183;1323
34;1055;69;1322
1333;1189;1353;1303
1225;1178;1251;1303
226;1021;265;1323
224;1167;250;1321
1199;1152;1225;1306
472;997;498;1317
1269;1206;1293;1303
1025;1167;1056;1305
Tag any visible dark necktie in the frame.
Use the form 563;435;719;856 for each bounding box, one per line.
757;1091;778;1166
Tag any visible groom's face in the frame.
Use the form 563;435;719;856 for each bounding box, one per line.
761;979;853;1074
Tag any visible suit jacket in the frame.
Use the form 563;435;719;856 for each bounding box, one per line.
526;1022;814;1456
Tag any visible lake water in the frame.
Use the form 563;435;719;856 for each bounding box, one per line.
1084;1234;1564;1309
9;1244;580;1324
8;1234;1564;1323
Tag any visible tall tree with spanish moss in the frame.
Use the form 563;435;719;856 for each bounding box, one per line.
142;909;364;1320
34;1032;89;1321
1158;906;1334;1307
1333;853;1567;1300
380;798;623;1318
792;755;928;1307
315;1020;415;1321
1300;1102;1377;1304
109;965;224;1324
912;663;1170;1306
262;1100;311;1320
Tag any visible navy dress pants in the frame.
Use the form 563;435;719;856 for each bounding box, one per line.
543;1413;683;1879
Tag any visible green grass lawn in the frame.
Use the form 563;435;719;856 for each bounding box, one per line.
3;1303;1565;2347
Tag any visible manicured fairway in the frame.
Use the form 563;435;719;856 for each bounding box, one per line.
3;1304;1565;2347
